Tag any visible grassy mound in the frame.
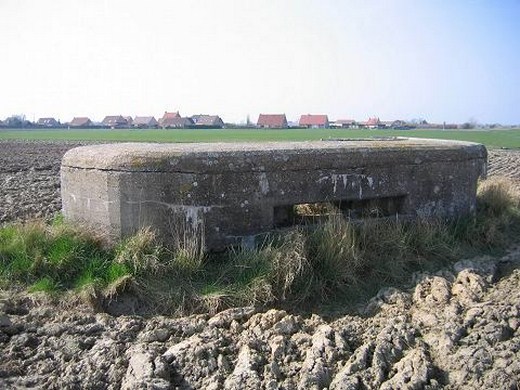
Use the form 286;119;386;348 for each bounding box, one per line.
1;177;519;315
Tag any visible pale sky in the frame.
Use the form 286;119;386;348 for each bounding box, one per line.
1;0;519;124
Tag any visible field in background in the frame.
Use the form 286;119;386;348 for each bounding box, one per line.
1;128;519;149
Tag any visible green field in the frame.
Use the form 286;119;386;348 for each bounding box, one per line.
1;128;519;149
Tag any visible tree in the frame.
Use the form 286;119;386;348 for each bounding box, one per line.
4;114;32;128
460;118;479;129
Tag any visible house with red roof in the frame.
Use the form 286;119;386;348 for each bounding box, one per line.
257;114;288;128
299;114;329;128
69;117;93;128
159;111;181;128
365;117;381;129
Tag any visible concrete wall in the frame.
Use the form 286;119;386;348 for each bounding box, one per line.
61;139;487;250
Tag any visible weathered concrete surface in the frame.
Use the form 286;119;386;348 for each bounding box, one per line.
61;139;487;249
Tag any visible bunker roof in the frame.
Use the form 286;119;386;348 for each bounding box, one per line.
62;138;486;175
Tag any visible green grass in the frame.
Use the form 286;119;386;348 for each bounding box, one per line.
1;128;519;149
29;277;57;293
0;177;519;314
0;221;122;291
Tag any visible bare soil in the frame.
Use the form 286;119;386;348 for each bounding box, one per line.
487;149;520;188
0;141;519;389
0;141;91;224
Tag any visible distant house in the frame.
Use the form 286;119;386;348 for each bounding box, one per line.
133;116;158;128
190;114;203;123
331;119;357;129
191;115;224;128
162;116;194;129
365;117;381;129
257;114;288;128
102;115;128;129
0;119;4;128
299;114;329;128
69;117;93;128
124;116;133;126
416;121;433;129
37;117;60;128
390;120;414;129
159;111;181;128
391;120;406;128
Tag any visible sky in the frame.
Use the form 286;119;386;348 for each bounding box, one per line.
1;0;519;124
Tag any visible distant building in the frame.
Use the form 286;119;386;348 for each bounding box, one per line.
37;117;60;128
102;115;128;129
0;119;4;128
379;121;390;128
191;115;224;128
162;116;194;128
133;116;158;128
390;120;414;130
299;114;329;128
257;114;288;128
365;117;381;129
124;116;133;126
331;119;357;128
69;117;93;128
391;120;406;128
159;111;181;128
415;121;433;129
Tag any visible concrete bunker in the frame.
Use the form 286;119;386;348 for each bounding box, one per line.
61;139;487;250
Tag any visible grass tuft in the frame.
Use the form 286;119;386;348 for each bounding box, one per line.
477;176;520;217
115;227;163;275
453;176;520;250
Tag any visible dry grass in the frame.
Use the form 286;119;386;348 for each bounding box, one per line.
477;176;520;216
115;227;164;274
